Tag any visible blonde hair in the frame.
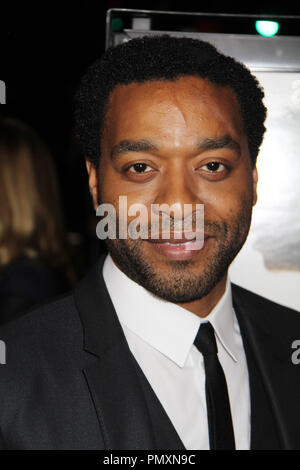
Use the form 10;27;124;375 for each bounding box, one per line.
0;118;74;283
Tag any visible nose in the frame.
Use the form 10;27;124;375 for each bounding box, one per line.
152;165;202;224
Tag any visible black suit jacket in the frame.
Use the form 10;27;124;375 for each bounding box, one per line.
0;253;300;450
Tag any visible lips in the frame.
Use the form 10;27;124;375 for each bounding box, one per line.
143;233;210;261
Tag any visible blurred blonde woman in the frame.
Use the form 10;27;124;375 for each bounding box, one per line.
0;117;76;324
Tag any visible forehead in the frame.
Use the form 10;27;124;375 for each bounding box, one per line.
104;76;245;144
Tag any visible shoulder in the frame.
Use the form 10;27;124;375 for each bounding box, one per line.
0;291;84;374
0;289;102;449
0;255;107;375
231;282;300;326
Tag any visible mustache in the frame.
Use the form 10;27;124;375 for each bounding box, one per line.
124;219;226;239
148;221;223;235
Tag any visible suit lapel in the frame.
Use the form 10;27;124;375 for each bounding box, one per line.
74;254;156;450
232;284;300;450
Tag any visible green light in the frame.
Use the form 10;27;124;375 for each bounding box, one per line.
255;20;279;37
112;18;123;32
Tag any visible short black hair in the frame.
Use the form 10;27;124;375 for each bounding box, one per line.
75;34;266;167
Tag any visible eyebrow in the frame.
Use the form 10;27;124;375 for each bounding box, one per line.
110;139;158;162
197;135;241;156
110;134;241;162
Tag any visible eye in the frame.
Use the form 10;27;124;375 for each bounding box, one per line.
200;161;227;173
127;163;153;173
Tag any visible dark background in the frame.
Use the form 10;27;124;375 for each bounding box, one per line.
1;0;300;272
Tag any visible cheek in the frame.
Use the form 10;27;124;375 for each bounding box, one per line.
99;174;152;231
201;179;252;222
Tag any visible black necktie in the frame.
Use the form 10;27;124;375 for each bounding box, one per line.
194;322;236;450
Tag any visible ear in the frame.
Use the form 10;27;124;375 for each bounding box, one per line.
85;160;99;211
252;166;258;206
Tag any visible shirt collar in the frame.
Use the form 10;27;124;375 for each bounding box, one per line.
102;252;239;368
207;278;239;363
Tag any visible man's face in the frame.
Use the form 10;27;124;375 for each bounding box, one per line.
87;76;258;304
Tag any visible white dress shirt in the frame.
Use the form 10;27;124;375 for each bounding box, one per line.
102;253;251;450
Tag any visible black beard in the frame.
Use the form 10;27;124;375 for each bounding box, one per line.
101;197;253;303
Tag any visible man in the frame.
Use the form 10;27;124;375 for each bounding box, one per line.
0;35;299;450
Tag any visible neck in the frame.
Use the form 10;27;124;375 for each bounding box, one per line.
175;274;228;318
